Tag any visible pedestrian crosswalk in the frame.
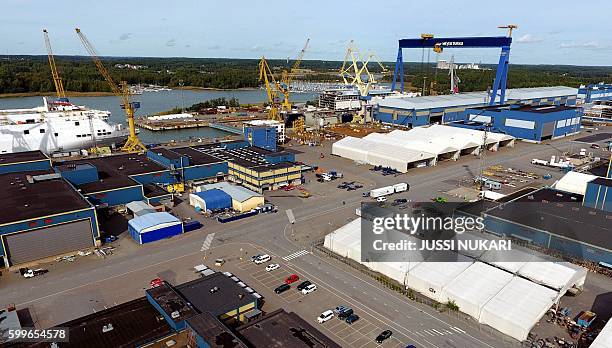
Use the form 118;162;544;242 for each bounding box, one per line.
282;249;309;261
200;233;215;252
414;326;465;337
285;209;295;224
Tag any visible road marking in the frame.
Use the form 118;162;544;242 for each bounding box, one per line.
200;233;215;251
285;209;295;224
282;249;309;261
450;326;466;333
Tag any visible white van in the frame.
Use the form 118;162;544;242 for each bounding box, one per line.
376;196;387;203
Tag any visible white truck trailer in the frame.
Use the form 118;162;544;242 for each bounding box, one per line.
370;186;395;198
393;183;409;193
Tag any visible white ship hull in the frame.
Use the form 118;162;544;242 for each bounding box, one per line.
0;98;129;154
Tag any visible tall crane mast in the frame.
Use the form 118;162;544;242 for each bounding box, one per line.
75;28;146;153
258;57;281;121
43;29;67;100
278;38;309;113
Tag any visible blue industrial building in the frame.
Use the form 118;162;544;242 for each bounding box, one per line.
374;86;578;128
449;104;581;142
0;151;51;174
190;189;232;212
578;83;612;103
483;188;611;264
244;125;277;151
128;212;183;244
0;152;100;268
583;177;612;212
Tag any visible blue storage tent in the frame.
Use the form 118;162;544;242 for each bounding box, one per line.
189;189;232;211
128;212;183;244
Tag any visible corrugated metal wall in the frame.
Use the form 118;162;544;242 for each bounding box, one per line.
3;219;94;265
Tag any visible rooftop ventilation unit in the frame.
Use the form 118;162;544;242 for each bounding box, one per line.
171;311;180;319
102;323;114;333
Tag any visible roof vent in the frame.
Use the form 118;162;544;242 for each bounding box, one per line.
527;195;534;200
210;286;219;293
571;197;577;200
556;193;563;197
170;311;180;319
102;323;113;333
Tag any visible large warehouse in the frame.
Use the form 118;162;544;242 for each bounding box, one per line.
324;218;587;342
450;104;581;142
0;153;99;268
374;86;578;127
332;124;515;172
483;188;612;264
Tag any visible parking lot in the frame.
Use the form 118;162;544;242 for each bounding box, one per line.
211;243;480;348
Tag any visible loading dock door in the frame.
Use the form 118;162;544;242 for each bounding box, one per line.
541;121;555;139
4;219;93;266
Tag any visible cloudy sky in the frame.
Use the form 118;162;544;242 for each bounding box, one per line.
2;0;611;65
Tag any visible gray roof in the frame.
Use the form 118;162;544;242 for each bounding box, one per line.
378;86;578;111
200;182;262;202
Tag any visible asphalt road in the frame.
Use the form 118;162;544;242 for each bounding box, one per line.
0;130;610;348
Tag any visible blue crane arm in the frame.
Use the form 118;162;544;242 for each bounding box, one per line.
398;36;511;48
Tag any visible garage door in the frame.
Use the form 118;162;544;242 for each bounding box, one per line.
542;121;555;138
4;219;93;266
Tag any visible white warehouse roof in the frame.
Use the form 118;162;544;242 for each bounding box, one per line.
590;319;612;348
324;218;588;342
378;86;578;111
479;277;558;341
332;125;514;172
553;171;599;195
197;182;262;202
440;262;514;319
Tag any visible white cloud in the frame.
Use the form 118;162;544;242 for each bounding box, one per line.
559;41;605;50
166;38;176;47
516;34;542;44
119;33;132;41
208;45;221;50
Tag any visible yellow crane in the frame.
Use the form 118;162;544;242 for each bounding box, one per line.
258;57;281;121
75;28;146;153
339;41;388;123
42;29;66;100
278;38;309;113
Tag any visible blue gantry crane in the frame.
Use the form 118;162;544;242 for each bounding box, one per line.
391;26;517;105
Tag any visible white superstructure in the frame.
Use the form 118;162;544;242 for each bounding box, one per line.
0;98;128;154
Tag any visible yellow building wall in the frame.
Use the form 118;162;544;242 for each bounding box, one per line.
232;196;264;212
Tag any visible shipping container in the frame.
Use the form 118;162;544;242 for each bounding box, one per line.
183;220;203;232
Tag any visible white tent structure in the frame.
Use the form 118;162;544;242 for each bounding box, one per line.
440;262;513;319
590;319;612;348
331;125;515;172
553;171;599;195
324;218;589;342
479;277;558;341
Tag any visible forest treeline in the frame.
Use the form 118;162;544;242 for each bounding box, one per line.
0;55;610;95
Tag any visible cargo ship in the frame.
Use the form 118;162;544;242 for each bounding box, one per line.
0;97;129;154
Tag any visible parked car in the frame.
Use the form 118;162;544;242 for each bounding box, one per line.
274;283;290;294
362;192;370;197
265;263;280;272
376;330;393;343
345;314;360;324
214;258;225;266
254;254;271;264
285;274;300;284
250;254;263;262
394;198;408;205
376;196;387;203
334;305;348;314
338;308;354;320
317;310;334;323
296;280;312;291
591;144;600;149
301;284;317;295
149;277;163;288
19;268;48;279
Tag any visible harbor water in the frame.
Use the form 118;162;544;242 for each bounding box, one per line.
0;89;317;144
